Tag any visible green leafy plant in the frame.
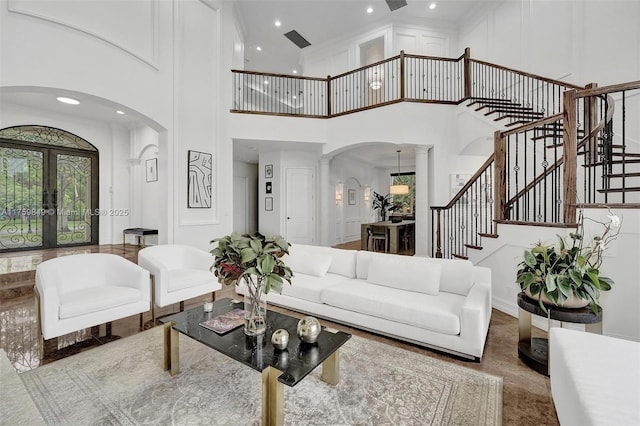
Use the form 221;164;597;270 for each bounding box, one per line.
372;191;403;221
516;210;621;313
210;232;293;294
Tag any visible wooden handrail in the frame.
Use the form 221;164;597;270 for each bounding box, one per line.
403;53;462;62
499;113;563;137
469;58;583;90
430;154;495;210
230;69;326;81
574;80;640;97
329;54;401;80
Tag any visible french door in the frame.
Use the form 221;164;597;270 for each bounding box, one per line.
0;141;98;251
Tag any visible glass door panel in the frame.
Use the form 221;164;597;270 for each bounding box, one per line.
56;153;93;246
0;146;44;250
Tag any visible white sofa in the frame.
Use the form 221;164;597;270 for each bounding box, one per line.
238;244;492;360
550;328;640;425
35;253;150;340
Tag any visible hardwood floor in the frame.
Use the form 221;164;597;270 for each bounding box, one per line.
0;244;559;425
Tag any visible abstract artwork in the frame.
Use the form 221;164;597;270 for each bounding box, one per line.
188;150;212;208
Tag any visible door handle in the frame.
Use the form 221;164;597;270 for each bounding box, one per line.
52;189;58;209
42;189;49;209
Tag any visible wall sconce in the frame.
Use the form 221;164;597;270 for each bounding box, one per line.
363;186;371;203
335;183;344;205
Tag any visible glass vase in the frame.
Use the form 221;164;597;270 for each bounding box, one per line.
243;275;267;335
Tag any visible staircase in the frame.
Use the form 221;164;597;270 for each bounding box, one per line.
433;80;640;259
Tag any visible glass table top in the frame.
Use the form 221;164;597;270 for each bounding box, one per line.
160;298;351;387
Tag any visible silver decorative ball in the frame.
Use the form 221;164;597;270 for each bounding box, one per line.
271;328;289;350
296;316;321;343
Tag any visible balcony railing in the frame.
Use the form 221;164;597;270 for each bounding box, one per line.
231;50;467;117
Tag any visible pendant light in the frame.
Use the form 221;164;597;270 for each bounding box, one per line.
389;150;409;195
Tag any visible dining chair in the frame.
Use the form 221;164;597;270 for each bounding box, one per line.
368;225;389;252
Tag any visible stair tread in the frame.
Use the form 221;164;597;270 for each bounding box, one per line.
608;172;640;178
451;253;469;260
584;159;640;166
464;244;483;250
478;233;499;238
597;187;640;193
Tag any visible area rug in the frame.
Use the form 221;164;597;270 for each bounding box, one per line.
20;326;502;425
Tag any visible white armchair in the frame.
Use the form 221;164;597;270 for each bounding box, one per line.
35;253;150;341
137;244;221;321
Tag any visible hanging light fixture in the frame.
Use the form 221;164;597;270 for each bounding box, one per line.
389;150;409;195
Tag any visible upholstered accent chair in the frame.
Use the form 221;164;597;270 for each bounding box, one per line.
137;244;221;322
35;253;151;350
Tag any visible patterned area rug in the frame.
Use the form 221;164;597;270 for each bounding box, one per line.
20;326;502;425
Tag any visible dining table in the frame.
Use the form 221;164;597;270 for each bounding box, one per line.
360;220;415;254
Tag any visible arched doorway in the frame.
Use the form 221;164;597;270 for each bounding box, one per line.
0;125;99;251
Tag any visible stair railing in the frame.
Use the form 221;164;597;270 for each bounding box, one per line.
431;156;495;258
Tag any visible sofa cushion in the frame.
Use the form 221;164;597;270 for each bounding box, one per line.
366;252;442;295
59;286;143;319
168;269;214;292
318;247;357;278
280;272;350;303
356;250;372;279
321;279;463;335
421;258;474;296
285;245;333;277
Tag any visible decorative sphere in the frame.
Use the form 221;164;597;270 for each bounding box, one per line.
271;329;289;350
296;316;322;343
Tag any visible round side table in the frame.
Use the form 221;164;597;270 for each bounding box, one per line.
517;292;602;376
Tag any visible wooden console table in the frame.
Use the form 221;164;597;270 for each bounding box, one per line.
517;292;602;376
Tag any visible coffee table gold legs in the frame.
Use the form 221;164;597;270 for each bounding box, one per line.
321;350;340;385
262;366;284;426
163;322;179;375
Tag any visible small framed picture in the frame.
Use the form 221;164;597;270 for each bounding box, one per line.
265;164;273;179
146;158;158;182
266;181;272;194
265;197;273;211
348;189;356;205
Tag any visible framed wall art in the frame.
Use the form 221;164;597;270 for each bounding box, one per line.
266;181;272;194
348;189;356;205
188;150;212;208
146;158;158;182
265;164;273;179
265;197;273;211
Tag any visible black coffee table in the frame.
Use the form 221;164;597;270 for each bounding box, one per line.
159;298;351;425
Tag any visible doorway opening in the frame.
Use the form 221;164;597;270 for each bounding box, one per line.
0;125;99;252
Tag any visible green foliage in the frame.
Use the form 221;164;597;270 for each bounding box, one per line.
516;211;620;314
210;232;293;294
372;191;402;221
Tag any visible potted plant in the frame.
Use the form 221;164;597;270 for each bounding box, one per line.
516;210;621;314
372;191;403;222
211;232;293;335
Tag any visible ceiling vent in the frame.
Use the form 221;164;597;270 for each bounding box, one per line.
284;30;311;48
385;0;408;11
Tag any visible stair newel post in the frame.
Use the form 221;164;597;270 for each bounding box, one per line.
585;83;599;166
494;130;508;221
399;50;405;101
463;47;471;99
327;75;332;117
563;89;578;223
434;208;443;258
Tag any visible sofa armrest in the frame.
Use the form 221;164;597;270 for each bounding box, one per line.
459;280;492;358
183;246;214;271
35;268;60;339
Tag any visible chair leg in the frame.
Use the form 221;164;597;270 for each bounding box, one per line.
106;322;112;338
179;301;184;312
212;291;216;302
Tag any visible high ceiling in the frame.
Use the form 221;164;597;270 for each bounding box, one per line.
235;0;495;75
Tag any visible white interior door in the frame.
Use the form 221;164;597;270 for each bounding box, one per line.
233;176;248;234
285;167;314;244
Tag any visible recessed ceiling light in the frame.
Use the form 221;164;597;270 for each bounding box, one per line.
293;95;297;99
429;3;436;9
256;46;262;51
264;80;269;85
116;110;125;115
274;20;281;27
56;96;80;105
366;6;373;13
293;70;298;74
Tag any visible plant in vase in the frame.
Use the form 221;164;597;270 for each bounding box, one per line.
516;209;621;314
211;232;293;335
372;191;403;222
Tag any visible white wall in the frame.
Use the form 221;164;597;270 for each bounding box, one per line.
233;160;258;235
458;0;640;85
1;0;232;251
